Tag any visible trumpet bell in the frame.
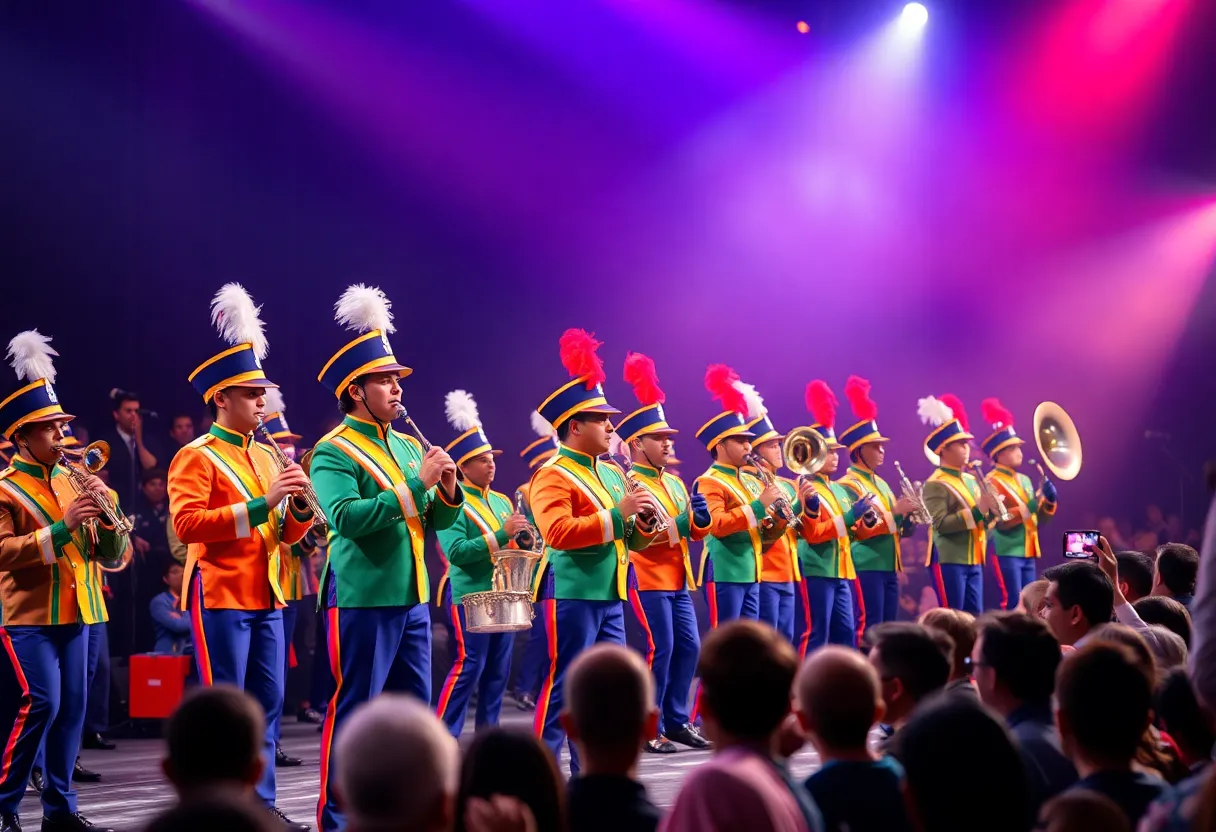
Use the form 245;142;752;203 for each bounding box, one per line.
783;427;830;477
1033;401;1082;481
81;441;111;474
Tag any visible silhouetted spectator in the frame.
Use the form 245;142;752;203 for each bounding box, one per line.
1134;596;1192;647
455;729;564;832
1115;550;1154;603
1154;544;1199;609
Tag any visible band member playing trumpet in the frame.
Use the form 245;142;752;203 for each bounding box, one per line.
529;330;657;773
510;411;560;712
0;331;127;832
918;395;1001;615
169;286;314;831
796;381;877;652
310;285;463;832
980;398;1058;606
744;397;805;649
435;390;529;739
615;353;711;753
837;377;916;636
694;365;785;627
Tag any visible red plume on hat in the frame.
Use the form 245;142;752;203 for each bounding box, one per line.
705;364;748;417
806;380;837;429
623;352;665;406
559;329;606;389
938;394;970;432
844;376;878;422
981;398;1015;429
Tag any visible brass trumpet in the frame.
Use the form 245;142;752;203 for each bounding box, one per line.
745;453;801;533
53;441;134;540
893;461;931;525
609;453;671;536
969;460;1011;523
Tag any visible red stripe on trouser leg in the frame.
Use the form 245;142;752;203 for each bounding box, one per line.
188;574;213;686
992;556;1009;610
317;607;343;831
797;580;812;659
628;589;656;670
436;605;467;718
0;630;31;788
853;577;867;643
532;600;559;738
932;564;948;609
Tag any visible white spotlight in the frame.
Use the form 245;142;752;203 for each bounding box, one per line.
900;2;928;30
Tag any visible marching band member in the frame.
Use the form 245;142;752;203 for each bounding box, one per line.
743;393;805;648
510;411;559;712
796;381;877;652
310;285;463;832
256;388;308;768
918;395;1000;615
168;285;313;831
529;329;657;773
694;365;784;627
0;331;126;832
838;376;916;636
614;353;711;753
435;390;528;738
980;398;1058;607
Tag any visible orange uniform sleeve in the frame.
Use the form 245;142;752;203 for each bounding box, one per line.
169;447;265;545
0;503;63;571
530;466;625;551
695;476;764;539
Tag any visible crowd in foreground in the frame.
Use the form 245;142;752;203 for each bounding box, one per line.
139;503;1216;832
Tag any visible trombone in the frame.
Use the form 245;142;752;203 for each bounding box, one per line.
53;440;134;546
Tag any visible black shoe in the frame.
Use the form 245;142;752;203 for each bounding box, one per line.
667;723;712;750
40;814;114;832
644;736;678;754
29;766;43;794
515;692;536;711
72;760;101;784
1;812;19;832
79;734;115;752
297;707;323;724
268;806;310;831
274;742;302;768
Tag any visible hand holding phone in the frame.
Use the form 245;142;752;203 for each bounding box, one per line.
1063;530;1101;559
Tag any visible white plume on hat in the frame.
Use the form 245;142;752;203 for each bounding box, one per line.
607;431;625;459
735;379;766;420
210;283;269;360
445;390;481;432
7;330;59;384
264;388;286;416
917;395;954;428
530;410;555;438
335;284;396;335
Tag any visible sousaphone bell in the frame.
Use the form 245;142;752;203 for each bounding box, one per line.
1031;401;1082;481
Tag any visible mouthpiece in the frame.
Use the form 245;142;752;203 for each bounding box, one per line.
392;404;407;420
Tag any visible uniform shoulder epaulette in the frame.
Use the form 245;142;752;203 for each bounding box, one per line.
394;430;424;453
317;423;347;445
186;434;215;450
489;488;511;505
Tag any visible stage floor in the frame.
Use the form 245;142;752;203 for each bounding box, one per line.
25;708;822;830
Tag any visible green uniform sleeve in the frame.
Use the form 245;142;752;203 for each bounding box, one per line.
426;482;465;531
311;443;413;539
923;481;984;535
439;510;509;567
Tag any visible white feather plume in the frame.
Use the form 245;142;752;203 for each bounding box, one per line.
6;330;59;384
264;388;286;416
530;410;555;438
210;283;269;359
335;284;396;335
444;389;481;432
917;395;954;428
734;379;767;420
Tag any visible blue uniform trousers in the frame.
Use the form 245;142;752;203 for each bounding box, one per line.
535;599;625;775
317;601;431;832
704;581;760;626
274;599;300;740
940;563;984;614
84;622;108;734
803;577;857;651
437;603;514;738
188;573;284;808
628;588;699;735
998;557;1037;610
855;570;899;639
759;581;796;644
0;623;88;819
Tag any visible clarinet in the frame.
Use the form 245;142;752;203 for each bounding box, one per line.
255;419;328;533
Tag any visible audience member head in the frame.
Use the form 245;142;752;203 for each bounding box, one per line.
864;622;952;728
560;643;656;775
1055;642;1153;774
795;646;883;758
170;413;196;447
695;620;799;749
1037;790;1131;832
142;793;279;832
1146;626;1189;680
1042;561;1114;646
455;729;564;832
1087;624;1156;681
1156;668;1216;768
892;696;1029;832
162;686;264;799
111;389;141;433
141;468;168;505
334;694;459;832
1114;550;1154;603
972;611;1061;717
1154;543;1199;601
918;608;976;684
1133;596;1192;647
164;560;184;595
1017;579;1049;618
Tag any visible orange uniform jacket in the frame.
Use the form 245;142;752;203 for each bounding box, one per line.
169;424;312;611
627;464;709;592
